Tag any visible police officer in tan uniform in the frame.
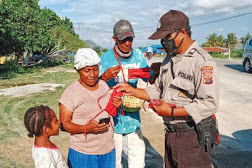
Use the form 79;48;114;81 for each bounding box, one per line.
116;10;219;168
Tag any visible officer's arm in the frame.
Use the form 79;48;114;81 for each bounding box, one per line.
184;60;219;124
153;101;189;117
116;83;150;101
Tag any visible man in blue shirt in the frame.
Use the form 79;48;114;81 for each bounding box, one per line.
99;20;158;168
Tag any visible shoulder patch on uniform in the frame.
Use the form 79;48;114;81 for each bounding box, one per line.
188;48;197;55
201;66;213;84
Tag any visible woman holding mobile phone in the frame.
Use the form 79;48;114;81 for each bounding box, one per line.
59;48;122;168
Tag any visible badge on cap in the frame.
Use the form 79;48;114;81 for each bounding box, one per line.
120;25;130;30
157;21;161;28
125;32;131;36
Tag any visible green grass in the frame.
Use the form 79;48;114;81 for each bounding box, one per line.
0;59;67;80
0;63;77;167
0;154;28;168
0;62;77;89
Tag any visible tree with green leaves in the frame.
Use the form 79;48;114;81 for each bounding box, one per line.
0;0;40;56
203;33;227;48
0;0;82;60
216;35;225;47
226;33;240;51
240;33;251;49
51;27;86;53
203;33;218;47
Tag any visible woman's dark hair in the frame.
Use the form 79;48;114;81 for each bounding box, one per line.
24;105;52;138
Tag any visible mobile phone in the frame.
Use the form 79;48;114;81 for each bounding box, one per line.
99;117;110;124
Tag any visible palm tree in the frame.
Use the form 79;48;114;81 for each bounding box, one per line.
216;35;225;47
226;33;239;51
240;33;251;49
224;33;239;59
204;33;218;47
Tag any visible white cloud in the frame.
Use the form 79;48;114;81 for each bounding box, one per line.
40;0;252;48
242;27;249;31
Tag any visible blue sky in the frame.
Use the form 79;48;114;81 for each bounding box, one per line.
39;0;252;49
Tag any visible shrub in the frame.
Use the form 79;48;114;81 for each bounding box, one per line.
231;49;243;58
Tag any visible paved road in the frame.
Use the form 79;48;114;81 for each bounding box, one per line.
142;57;252;168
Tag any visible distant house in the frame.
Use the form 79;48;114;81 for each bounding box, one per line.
141;44;166;56
202;47;229;55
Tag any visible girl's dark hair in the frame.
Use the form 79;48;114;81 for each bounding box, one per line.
24;105;52;138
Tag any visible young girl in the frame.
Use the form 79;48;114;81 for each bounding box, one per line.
24;105;68;168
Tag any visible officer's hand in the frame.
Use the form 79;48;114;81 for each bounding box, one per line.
101;65;120;81
150;62;161;75
114;82;135;96
153;99;171;116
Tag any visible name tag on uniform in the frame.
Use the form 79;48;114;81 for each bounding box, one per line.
177;71;193;81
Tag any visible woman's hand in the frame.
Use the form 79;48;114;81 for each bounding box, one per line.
112;96;123;108
86;120;109;133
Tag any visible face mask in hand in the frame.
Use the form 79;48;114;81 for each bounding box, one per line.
161;31;184;56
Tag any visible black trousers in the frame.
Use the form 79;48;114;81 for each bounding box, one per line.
165;129;212;168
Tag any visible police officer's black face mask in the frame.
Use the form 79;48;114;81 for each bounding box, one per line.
161;31;184;56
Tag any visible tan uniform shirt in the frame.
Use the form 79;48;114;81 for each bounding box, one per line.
145;41;219;124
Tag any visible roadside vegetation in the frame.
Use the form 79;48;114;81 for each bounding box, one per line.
203;32;251;59
0;0;107;80
0;0;86;62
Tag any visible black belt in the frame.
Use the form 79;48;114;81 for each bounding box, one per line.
165;121;195;132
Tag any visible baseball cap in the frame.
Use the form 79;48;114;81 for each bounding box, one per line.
113;20;135;41
149;10;189;40
74;48;101;70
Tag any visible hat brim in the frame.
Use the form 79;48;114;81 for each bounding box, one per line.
148;30;171;40
116;32;135;41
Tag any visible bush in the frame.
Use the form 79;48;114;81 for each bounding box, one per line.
0;59;64;79
231;49;243;58
0;60;19;79
211;52;227;58
210;49;243;59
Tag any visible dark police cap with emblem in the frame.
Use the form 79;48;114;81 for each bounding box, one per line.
113;20;135;41
149;10;189;40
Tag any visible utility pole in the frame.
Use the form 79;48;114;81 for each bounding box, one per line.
228;44;231;59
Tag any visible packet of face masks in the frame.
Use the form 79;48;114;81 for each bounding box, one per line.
122;95;141;112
